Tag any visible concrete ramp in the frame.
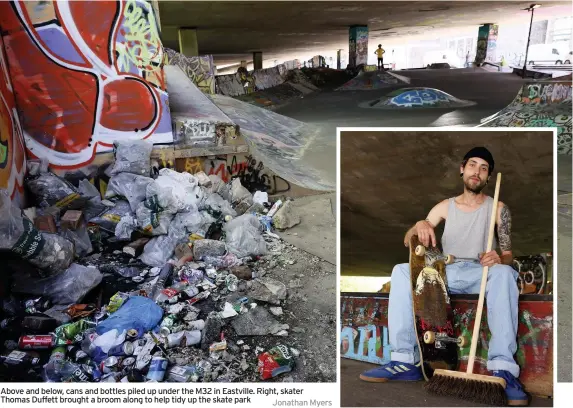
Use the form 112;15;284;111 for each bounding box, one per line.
336;70;409;91
479;82;572;155
359;87;476;109
165;65;237;147
210;94;334;191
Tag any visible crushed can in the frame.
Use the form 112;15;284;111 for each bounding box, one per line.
126;329;139;341
18;335;55;350
122;357;136;368
108;292;130;314
159;314;177;329
257;344;295;380
185;291;210;305
100;356;119;374
146;356;168;382
108;341;134;357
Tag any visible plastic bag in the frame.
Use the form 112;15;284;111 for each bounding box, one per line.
139;235;178;267
230;178;252;204
61;223;93;257
115;213;137;240
169;210;215;242
96;296;163;337
109;139;153;176
88;200;132;232
200;193;237;217
11;264;102;305
207;175;231;201
26;172;80;207
105;173;153;212
136;202;173;236
223;214;268;258
78;179;101;199
0;191;74;277
146;169;203;214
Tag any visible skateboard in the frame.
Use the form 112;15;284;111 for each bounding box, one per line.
409;235;466;381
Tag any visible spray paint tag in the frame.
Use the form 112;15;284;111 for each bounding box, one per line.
11;218;45;260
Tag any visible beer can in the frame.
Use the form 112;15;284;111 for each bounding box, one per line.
63;364;93;383
146;356;168;382
122;356;136;368
108;341;134;357
100;356;119;374
18;335;54;350
126;329;139;340
159;326;172;338
67;346;89;363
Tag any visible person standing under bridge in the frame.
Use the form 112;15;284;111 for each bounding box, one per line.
359;147;528;406
375;45;385;70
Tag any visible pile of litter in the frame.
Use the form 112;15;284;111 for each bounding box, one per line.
0;139;306;383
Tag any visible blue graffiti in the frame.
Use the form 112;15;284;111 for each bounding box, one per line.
391;89;450;107
340;325;391;365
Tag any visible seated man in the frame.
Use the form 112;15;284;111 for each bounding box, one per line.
359;147;528;407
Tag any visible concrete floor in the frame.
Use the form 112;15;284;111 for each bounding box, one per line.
341;359;554;407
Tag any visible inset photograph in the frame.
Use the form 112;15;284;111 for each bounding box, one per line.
340;129;555;406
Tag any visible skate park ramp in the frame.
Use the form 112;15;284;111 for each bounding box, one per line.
479;82;572;155
359;87;476;109
165;65;334;191
336;70;410;91
340;130;554;277
210;94;334;191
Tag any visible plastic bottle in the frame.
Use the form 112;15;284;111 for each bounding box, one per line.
43;346;66;382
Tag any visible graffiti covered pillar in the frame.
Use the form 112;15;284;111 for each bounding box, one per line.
253;52;263;70
0;0;172;170
178;27;199;57
475;23;499;65
349;25;368;68
337;49;342;69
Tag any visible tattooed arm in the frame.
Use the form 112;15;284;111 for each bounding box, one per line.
496;202;513;265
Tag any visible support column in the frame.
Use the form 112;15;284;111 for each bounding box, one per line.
178;28;198;57
348;25;368;68
475;23;498;65
253;51;263;70
337;49;342;69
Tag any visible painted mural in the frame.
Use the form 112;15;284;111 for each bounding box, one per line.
340;294;553;397
348;26;368;68
0;35;26;204
165;48;215;95
0;0;172;170
480;82;572;155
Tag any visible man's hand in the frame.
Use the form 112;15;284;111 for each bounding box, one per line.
479;250;501;267
415;220;436;247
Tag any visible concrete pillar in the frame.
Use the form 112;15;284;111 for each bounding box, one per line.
348;25;368;68
337;49;342;69
253;51;263;70
475;24;498;65
178;28;198;57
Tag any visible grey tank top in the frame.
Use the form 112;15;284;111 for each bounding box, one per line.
442;196;497;261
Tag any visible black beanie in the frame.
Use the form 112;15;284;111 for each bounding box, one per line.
463;147;494;174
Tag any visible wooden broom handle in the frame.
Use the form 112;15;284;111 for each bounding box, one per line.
466;172;501;374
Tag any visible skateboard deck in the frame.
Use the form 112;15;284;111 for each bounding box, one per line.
409;235;461;381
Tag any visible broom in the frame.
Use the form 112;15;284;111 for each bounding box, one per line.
424;172;507;406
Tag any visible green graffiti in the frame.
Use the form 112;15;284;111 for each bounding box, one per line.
117;0;163;75
0;140;7;169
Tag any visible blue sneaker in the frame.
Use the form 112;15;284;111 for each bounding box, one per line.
359;361;423;383
493;370;529;406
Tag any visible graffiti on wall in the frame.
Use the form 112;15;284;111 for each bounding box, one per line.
0;35;26;203
480;82;572;155
165;48;215;95
485;24;498;63
0;0;172;169
389;88;451;107
340;294;553;397
348;26;368;68
475;24;489;65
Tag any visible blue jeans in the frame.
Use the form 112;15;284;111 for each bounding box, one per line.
388;262;520;377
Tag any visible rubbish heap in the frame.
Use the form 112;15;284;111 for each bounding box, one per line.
0;140;303;383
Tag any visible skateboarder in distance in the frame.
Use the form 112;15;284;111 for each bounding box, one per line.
359;147;528;406
375;44;385;70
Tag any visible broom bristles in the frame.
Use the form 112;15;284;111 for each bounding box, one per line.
424;370;507;406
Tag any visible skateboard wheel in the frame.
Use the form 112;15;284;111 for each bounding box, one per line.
423;331;435;344
415;245;425;256
445;255;454;264
457;336;468;348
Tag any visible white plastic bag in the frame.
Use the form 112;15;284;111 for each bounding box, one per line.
139;235;178;267
146;169;203;214
223;214;267;258
109;139;153;176
105;173;153;212
200;193;237;217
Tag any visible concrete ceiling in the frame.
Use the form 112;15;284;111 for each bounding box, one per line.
340;130;554;277
158;1;570;66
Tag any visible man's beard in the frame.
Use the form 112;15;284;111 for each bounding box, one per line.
464;177;486;193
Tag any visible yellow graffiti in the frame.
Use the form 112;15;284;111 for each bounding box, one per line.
184;157;203;174
159;150;173;168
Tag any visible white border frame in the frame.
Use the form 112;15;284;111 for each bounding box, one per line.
336;126;562;406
